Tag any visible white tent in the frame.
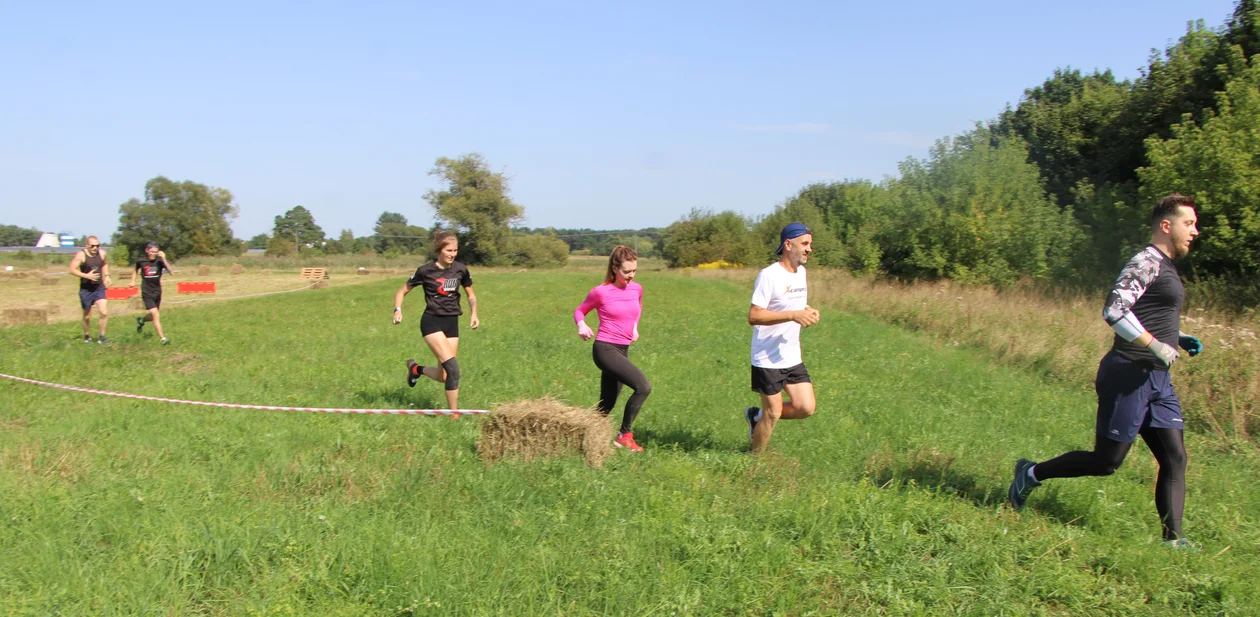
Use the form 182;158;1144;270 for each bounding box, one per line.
34;233;60;248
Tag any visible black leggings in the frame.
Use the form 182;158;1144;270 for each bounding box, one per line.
1035;427;1187;540
592;341;651;434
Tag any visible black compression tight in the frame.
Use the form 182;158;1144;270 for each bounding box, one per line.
1035;427;1187;540
592;341;651;434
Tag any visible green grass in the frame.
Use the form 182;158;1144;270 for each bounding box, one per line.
1;270;1257;616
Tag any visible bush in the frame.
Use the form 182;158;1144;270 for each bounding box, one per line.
265;237;296;257
504;233;568;267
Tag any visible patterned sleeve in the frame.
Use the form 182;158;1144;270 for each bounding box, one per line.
1102;248;1162;325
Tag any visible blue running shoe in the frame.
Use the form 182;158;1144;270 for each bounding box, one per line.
1163;538;1202;552
1008;458;1040;511
745;406;760;438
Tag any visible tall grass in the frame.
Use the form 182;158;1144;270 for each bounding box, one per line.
696;267;1260;445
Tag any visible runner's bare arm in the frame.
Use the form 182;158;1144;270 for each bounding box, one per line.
465;285;479;329
392;283;413;324
749;304;819;327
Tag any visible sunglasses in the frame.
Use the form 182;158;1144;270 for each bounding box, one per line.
87;244;100;248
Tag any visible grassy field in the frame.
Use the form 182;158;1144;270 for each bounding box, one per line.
1;267;1257;615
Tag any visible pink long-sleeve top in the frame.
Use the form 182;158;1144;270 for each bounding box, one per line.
574;281;643;345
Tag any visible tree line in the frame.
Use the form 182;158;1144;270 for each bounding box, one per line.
103;154;568;267
659;1;1260;305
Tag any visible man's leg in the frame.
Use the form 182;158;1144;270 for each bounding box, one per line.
751;391;783;453
96;299;108;336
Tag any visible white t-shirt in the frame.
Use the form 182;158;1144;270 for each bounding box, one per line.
750;261;808;368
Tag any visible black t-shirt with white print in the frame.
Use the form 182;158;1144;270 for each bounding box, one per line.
1101;245;1184;367
406;261;472;316
134;258;171;296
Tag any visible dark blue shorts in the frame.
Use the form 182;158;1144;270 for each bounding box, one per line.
1095;351;1183;443
78;288;107;310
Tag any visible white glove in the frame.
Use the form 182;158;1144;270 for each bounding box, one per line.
1148;339;1179;368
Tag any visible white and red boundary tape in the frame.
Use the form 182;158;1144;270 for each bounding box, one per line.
0;372;487;417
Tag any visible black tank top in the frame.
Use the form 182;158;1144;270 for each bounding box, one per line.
78;251;105;291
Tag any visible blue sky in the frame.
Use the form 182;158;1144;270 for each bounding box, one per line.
0;0;1241;239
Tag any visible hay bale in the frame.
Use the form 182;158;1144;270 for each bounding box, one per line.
230;263;244;275
2;308;48;326
40;276;60;286
197;265;211;276
356;267;369;275
477;398;613;468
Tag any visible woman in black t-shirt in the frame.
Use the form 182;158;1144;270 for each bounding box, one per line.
392;231;479;410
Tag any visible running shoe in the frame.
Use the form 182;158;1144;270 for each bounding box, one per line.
136;315;145;333
1008;458;1041;511
614;432;644;452
1163;538;1202;552
406;359;420;388
745;406;760;438
97;335;110;346
83;335;92;343
161;338;170;346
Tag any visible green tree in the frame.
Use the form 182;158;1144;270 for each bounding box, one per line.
424;154;524;265
661;209;758;268
114;176;239;260
373;212;427;254
265;236;296;257
0;225;43;247
273;206;325;249
1139;51;1260;279
247;234;269;249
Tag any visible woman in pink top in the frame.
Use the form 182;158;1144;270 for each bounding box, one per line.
574;246;651;452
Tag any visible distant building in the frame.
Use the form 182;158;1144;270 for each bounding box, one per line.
59;233;75;247
35;233;59;248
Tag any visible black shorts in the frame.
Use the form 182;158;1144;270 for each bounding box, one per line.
751;363;811;395
142;293;162;310
420;312;459;338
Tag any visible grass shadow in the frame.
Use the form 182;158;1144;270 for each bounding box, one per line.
635;425;728;453
865;447;1000;508
353;388;441;410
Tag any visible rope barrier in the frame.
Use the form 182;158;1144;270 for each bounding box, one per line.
0;372;486;417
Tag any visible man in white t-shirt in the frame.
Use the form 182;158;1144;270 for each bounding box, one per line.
744;222;820;453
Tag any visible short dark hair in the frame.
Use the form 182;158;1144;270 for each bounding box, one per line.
1152;193;1195;229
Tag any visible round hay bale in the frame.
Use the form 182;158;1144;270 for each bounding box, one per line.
3;308;48;326
40;276;60;286
477;398;613;468
230;263;244;275
197;265;211;276
356;267;369;275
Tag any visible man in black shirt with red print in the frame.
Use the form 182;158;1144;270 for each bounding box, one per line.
1009;194;1203;549
131;242;172;344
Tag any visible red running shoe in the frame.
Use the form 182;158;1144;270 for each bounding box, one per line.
614;432;644;452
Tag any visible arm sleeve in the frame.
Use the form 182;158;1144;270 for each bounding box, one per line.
750;271;772;309
1102;249;1161;326
135;261;142;273
461;266;473;287
574;288;599;323
1112;311;1146;342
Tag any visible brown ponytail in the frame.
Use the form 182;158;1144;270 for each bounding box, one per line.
604;245;639;285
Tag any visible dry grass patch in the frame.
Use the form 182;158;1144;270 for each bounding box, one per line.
0;439;92;484
2;308;48;326
477;398;613;467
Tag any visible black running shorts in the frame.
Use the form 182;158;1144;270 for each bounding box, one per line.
420;312;459;338
751;363;811;395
